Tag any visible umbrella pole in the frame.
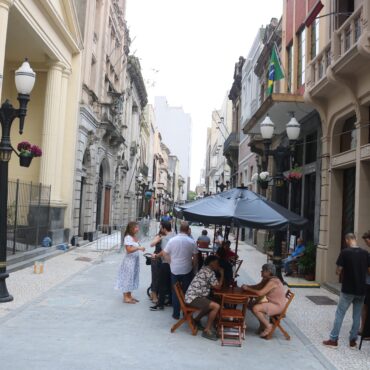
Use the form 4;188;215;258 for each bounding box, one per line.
213;225;217;250
235;227;240;256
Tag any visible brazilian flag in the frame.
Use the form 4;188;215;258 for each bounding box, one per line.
267;45;284;95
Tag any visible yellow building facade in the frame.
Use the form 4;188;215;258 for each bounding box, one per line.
0;0;82;245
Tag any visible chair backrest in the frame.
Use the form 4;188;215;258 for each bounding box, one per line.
279;289;295;318
197;240;210;249
174;281;188;311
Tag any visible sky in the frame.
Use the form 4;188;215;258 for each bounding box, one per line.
126;0;283;190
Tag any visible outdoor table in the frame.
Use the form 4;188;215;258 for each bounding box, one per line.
213;286;258;299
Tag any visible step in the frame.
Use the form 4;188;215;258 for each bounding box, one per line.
7;246;60;265
7;248;66;274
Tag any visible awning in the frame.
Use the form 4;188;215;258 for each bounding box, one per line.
305;1;324;27
242;93;315;136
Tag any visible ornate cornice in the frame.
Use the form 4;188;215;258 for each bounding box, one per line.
127;55;148;108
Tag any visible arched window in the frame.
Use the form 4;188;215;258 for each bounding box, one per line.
340;116;356;152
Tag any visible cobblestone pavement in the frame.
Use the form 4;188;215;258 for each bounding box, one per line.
0;226;335;370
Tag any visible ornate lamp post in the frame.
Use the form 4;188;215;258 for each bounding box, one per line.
260;113;300;281
0;59;36;302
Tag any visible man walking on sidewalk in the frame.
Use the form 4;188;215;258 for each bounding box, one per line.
323;233;370;349
161;221;198;320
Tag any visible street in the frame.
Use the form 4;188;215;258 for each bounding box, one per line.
0;226;348;370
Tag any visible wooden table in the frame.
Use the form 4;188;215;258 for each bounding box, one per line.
213;286;258;299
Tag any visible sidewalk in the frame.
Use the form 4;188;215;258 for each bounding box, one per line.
0;227;332;370
237;239;370;370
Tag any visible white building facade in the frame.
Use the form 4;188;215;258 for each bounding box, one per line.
154;97;192;201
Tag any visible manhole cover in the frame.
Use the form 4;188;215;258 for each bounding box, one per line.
306;296;337;305
75;257;92;262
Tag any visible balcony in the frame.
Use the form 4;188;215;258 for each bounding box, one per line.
306;4;368;97
223;132;239;156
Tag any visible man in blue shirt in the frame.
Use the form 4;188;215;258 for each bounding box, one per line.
283;237;305;276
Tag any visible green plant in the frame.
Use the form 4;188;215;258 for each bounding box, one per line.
263;237;274;253
298;241;316;274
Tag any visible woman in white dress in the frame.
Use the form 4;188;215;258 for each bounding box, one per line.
116;221;145;304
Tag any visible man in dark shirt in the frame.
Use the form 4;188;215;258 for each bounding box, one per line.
323;233;370;349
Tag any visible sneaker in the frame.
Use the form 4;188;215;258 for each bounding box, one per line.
150;305;164;311
349;340;357;349
202;330;218;341
323;339;338;348
172;314;180;320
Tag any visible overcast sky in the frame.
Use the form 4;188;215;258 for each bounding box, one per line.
126;0;283;190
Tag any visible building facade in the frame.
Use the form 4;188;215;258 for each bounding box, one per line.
154;96;192;201
304;0;370;283
73;0;147;240
1;0;82;246
205;95;232;194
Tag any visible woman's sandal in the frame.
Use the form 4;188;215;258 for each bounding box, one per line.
131;297;140;303
123;298;136;304
260;326;272;338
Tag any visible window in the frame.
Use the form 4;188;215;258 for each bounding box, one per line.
340;116;356;152
287;45;293;92
297;28;306;87
310;19;319;59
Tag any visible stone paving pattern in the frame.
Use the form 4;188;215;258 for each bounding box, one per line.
0;226;369;369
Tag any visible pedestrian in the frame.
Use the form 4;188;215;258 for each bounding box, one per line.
150;221;175;311
149;228;163;304
323;233;370;348
360;230;370;334
157;221;198;320
115;221;146;304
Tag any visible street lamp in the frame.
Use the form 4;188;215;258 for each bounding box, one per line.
215;179;229;192
0;59;36;302
260;113;300;281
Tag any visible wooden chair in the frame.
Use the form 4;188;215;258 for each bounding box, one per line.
170;282;198;336
266;289;295;340
218;294;249;347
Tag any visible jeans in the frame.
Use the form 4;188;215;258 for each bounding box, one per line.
151;259;162;293
283;256;294;274
157;263;171;307
171;271;193;318
330;292;365;341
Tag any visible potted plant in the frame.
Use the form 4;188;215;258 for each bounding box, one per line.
285;167;303;183
17;141;42;167
251;171;270;190
298;241;316;281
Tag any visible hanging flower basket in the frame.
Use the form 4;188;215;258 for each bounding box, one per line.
19;155;33;167
251;171;270;190
285;167;303;183
17;141;42;168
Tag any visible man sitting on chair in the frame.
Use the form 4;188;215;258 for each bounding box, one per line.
185;255;224;341
283;238;305;276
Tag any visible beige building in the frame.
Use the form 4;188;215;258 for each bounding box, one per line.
73;0;147;240
305;0;370;283
0;0;82;245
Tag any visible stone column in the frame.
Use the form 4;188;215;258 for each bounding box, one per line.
53;67;70;203
0;0;13;101
39;62;65;203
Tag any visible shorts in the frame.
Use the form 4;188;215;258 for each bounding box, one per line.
188;297;212;312
365;285;370;306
